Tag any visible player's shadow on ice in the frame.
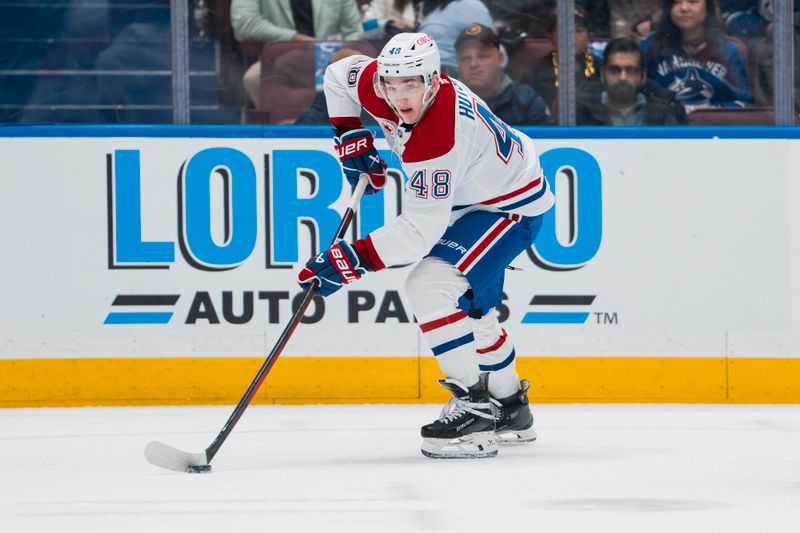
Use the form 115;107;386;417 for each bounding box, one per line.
221;442;617;472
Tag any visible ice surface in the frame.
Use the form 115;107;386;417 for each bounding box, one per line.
1;404;799;532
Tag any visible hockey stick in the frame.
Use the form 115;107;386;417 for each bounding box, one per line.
145;176;370;473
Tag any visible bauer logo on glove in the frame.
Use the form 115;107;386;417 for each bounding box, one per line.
298;240;367;297
334;137;370;159
330;247;361;284
333;128;386;195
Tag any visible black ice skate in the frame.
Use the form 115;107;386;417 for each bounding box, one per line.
491;379;537;443
420;374;498;459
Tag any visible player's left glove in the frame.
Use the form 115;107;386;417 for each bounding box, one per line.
334;128;386;195
297;240;367;297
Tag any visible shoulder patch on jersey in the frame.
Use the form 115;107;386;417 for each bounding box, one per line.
346;57;371;87
357;61;397;122
347;67;359;87
402;77;457;163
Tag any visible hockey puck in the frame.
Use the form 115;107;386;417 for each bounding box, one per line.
186;464;212;474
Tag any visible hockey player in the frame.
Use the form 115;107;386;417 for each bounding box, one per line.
297;32;554;459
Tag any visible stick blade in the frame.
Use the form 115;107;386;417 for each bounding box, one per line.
145;441;210;473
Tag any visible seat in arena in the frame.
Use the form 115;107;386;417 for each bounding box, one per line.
687;106;800;126
259;40;377;124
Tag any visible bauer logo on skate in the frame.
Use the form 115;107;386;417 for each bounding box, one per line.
102;145;602;328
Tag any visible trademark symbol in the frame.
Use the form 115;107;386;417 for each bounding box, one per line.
594;312;618;325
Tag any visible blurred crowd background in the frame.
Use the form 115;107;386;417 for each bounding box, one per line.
1;0;797;126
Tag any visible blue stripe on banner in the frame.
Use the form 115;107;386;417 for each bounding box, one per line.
431;333;475;356
521;312;590;324
104;312;173;325
499;178;549;211
479;349;516;372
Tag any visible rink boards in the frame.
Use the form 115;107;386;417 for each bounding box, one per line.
1;125;799;406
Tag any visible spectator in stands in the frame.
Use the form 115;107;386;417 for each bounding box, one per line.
632;11;661;41
230;0;363;106
295;48;378;125
418;0;493;77
93;10;171;120
757;10;800;113
455;23;552;125
579;0;611;38
520;6;602;111
720;0;768;39
89;0;187;123
361;0;421;45
577;36;688;125
490;0;555;43
20;0;112;122
609;0;661;38
641;0;753;111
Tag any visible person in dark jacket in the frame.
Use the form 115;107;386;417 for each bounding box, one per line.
578;0;611;38
578;36;688;125
455;23;552;125
519;6;602;112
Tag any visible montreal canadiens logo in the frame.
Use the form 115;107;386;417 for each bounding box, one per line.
347;67;360;87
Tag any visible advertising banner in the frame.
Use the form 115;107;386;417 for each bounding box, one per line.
2;131;798;362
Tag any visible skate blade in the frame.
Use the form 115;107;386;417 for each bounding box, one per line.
421;431;498;459
496;426;538;444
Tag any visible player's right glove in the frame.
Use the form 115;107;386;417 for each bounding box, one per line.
297;240;367;297
333;128;386;195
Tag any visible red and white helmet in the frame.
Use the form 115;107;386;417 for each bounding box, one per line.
375;33;441;118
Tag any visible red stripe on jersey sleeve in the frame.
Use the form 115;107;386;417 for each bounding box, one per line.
402;76;457;163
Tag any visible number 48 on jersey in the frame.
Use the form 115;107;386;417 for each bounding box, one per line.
408;169;451;199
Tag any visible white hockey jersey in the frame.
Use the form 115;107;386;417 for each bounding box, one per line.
324;55;554;270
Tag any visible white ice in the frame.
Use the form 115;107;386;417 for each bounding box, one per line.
1;404;799;533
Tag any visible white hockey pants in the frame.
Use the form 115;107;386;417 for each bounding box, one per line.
405;256;520;398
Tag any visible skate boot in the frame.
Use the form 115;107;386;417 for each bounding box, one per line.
492;380;537;443
420;373;498;459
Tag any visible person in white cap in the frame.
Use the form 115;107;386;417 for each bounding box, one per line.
297;32;554;459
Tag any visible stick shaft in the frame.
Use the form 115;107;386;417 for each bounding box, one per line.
204;178;369;462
